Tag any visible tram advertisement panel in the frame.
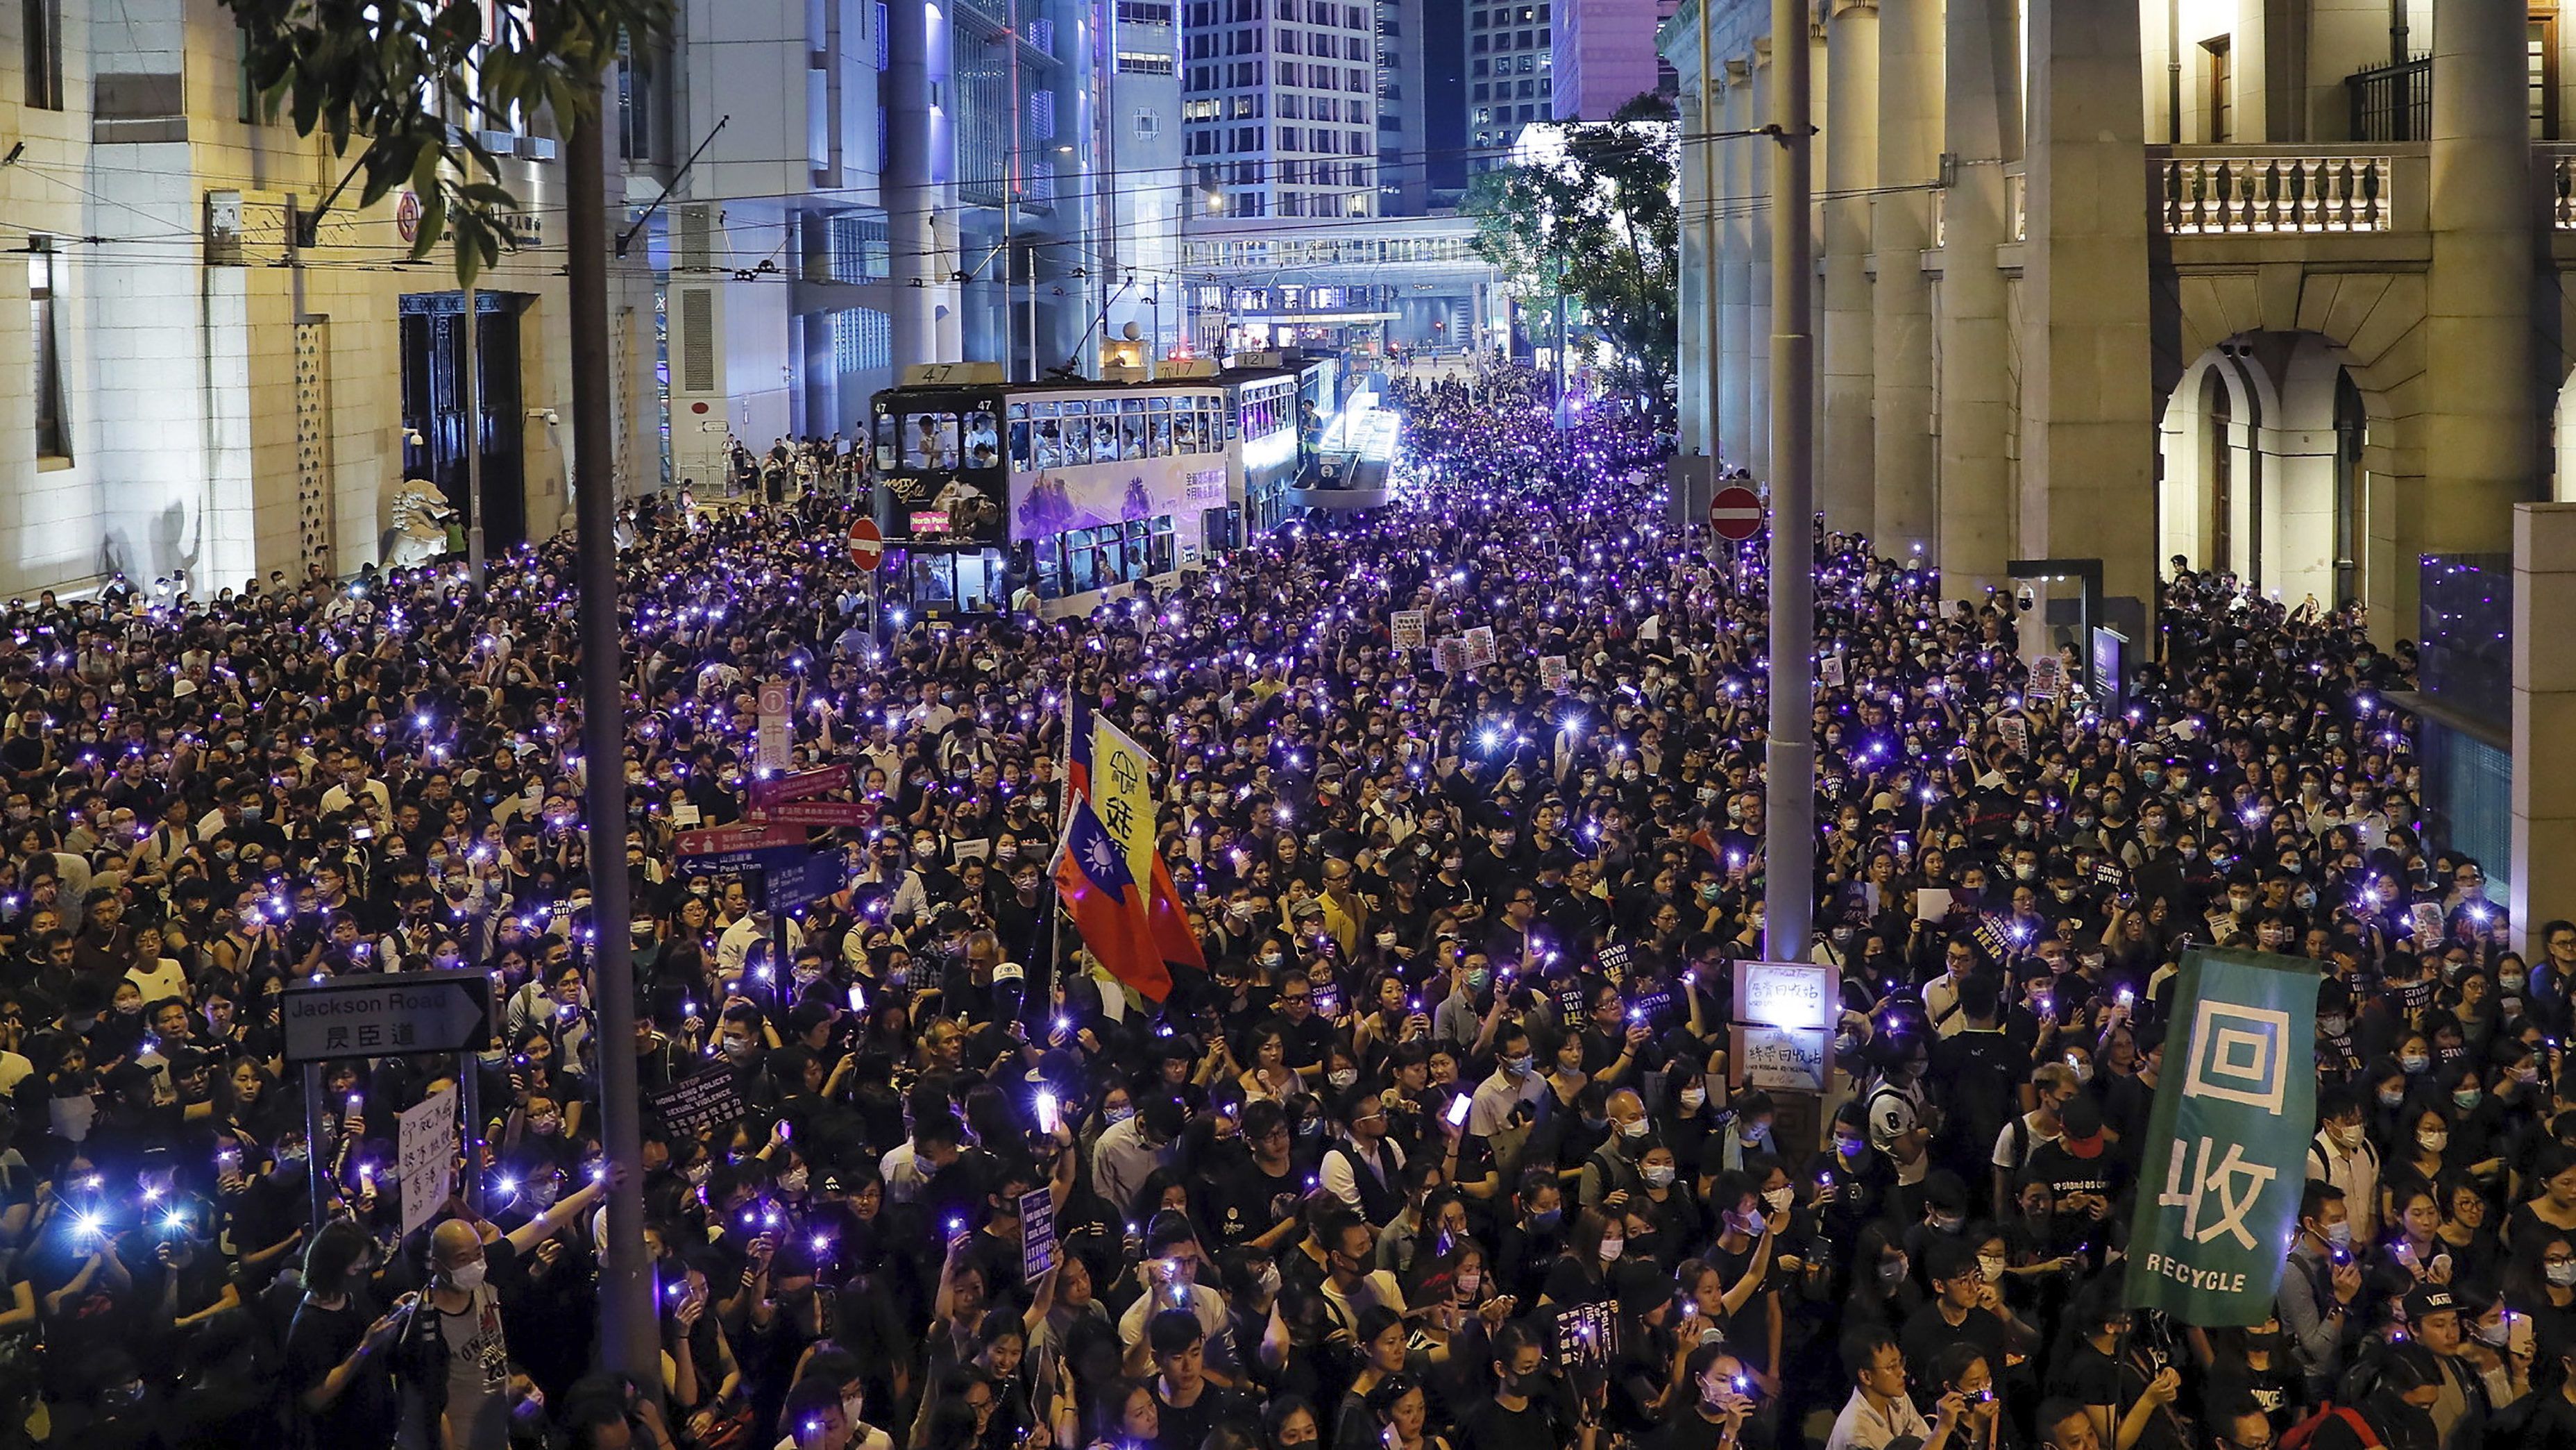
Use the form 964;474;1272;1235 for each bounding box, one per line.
1012;454;1228;538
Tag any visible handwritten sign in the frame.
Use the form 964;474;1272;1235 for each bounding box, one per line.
645;1066;749;1138
1735;1024;1829;1093
396;1086;457;1236
1734;960;1835;1031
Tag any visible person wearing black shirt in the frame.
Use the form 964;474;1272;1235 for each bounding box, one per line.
1459;1324;1594;1450
1145;1310;1249;1450
1201;1100;1312;1251
1900;1240;2019;1399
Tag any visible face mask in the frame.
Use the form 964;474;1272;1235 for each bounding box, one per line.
2378;1087;2404;1108
1836;1136;1866;1159
1597;1236;1624;1261
1978;1255;2006;1283
2505;972;2528;993
2455;1088;2483;1109
1328;1068;1357;1089
2329;1122;2363;1149
1527;1208;1562;1231
527;1179;561;1209
2295;888;2319;910
1455;1270;1480;1299
2421;1130;2449;1153
779;1169;808;1193
1679;1086;1706;1113
721;1039;755;1063
1503;1054;1534;1078
2325;1222;2353;1247
843;1394;868;1428
448;1260;489;1292
2322;1015;2350;1037
1877;1256;1908;1285
276;1146;308;1168
1929;1213;1964;1235
685;1163;712;1186
1620;1119;1649;1140
1104;1104;1135;1124
1260;952;1285;969
2401;1054;2430;1074
1468;968;1491;992
529;1114;561;1136
1643;1165;1675;1189
1763;1186;1793;1213
2550;1262;2576;1288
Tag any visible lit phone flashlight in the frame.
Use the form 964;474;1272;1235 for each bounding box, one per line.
1036;1090;1060;1136
1446;1095;1472;1127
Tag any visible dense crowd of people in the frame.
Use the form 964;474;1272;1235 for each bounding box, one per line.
0;360;2553;1450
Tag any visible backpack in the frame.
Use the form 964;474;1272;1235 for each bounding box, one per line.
2278;1403;2378;1450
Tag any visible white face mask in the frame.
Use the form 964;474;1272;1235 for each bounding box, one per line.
1762;1186;1794;1213
447;1259;489;1292
1643;1165;1675;1188
1598;1236;1624;1261
1679;1086;1706;1113
2420;1130;2448;1154
843;1394;867;1428
1328;1068;1358;1089
1978;1255;2006;1283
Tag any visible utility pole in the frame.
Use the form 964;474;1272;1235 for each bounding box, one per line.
566;99;653;1383
1762;0;1814;964
463;277;486;586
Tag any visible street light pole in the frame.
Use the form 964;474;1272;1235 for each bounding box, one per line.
566;99;653;1383
463;277;486;587
1762;0;1815;964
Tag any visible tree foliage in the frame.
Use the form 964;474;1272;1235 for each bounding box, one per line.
225;0;668;284
1465;93;1679;395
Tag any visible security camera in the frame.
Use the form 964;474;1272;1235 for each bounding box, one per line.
527;408;560;426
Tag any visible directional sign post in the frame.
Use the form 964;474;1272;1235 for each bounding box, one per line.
1709;483;1764;543
282;968;494;1225
675;820;809;870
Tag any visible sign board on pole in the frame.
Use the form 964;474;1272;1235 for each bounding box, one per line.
1729;959;1838;1093
846;517;884;569
1709;484;1763;542
396;1086;458;1236
763;850;849;915
675;820;808;869
756;680;792;772
1020;1187;1058;1282
644;1065;751;1138
1390;610;1427;650
282;970;493;1065
749;765;849;808
747;798;879;828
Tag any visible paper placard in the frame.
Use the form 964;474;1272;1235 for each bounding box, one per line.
1391;611;1428;649
1915;887;1953;922
1462;626;1496;669
645;1065;750;1138
2028;654;2065;703
1734;960;1836;1031
1021;1187;1058;1282
1820;653;1845;689
397;1086;458;1237
1735;1024;1829;1093
1434;637;1466;675
1539;655;1570;693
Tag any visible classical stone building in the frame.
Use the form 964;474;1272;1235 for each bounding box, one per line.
0;0;683;598
1664;0;2570;642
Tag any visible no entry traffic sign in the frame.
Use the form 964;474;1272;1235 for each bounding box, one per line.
847;517;884;569
1709;484;1764;542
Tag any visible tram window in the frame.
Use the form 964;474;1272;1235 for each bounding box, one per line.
910;552;958;606
1092;414;1119;464
1034;419;1062;469
1174;410;1198;454
1151;411;1173;456
1120;399;1149;461
873;410;898;471
1010;419;1032;470
904;412;959;469
965;409;999;469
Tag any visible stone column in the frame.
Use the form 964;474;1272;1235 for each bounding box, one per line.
2513;503;2576;960
1821;0;1878;532
1720;64;1754;466
1935;0;2019;596
1746;42;1773;482
2021;0;2156;607
886;0;940;369
1679;85;1714;456
2421;0;2539;604
1871;0;1940;560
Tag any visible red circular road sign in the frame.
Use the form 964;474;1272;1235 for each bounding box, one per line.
847;517;884;569
1709;484;1765;542
396;190;423;244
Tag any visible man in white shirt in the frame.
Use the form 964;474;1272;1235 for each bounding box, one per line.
718;906;805;980
1827;1327;1957;1450
1465;1025;1547;1137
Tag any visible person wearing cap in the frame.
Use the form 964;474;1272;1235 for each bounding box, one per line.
2016;1095;2120;1265
2398;1283;2512;1450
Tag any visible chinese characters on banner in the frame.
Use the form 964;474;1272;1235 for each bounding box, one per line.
2123;947;2318;1324
397;1086;458;1236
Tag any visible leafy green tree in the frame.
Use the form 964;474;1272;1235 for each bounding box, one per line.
226;0;667;283
1466;93;1679;396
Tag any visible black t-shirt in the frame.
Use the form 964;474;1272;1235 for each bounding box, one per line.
1152;1379;1251;1450
1900;1303;2008;1390
1646;1410;1738;1450
2023;1140;2128;1256
285;1294;396;1449
1201;1155;1310;1249
1459;1396;1566;1450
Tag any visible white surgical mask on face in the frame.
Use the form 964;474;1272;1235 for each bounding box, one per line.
447;1259;489;1292
1763;1186;1794;1213
1598;1236;1625;1261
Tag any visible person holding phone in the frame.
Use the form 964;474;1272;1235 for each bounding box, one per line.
2279;1180;2369;1403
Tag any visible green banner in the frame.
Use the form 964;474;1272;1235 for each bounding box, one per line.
2122;947;2319;1326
